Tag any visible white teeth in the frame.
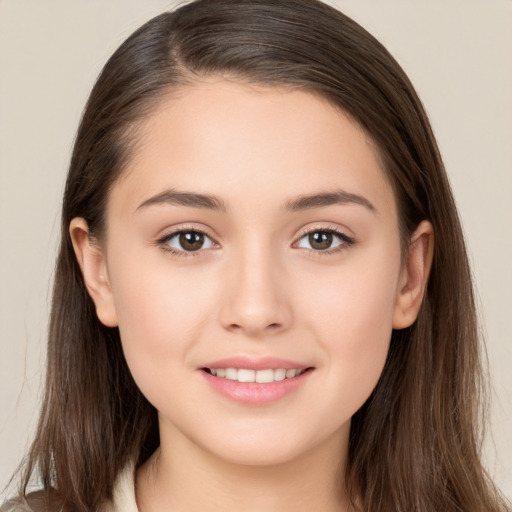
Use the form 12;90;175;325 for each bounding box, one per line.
225;368;238;380
255;369;274;383
237;369;256;382
208;367;306;383
274;368;286;381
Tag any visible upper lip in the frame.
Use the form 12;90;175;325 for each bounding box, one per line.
201;356;311;371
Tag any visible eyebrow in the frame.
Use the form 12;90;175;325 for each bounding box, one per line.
136;188;376;213
137;189;228;212
285;190;376;213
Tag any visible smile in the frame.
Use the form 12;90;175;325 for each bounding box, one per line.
204;368;306;383
200;362;314;405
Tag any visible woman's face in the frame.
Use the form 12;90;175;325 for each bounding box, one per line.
74;80;425;466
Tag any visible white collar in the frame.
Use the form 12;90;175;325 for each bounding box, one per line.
101;461;138;512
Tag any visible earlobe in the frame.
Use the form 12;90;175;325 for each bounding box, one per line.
69;218;118;327
392;220;434;329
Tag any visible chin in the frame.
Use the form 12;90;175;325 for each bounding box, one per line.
207;440;308;467
189;419;347;468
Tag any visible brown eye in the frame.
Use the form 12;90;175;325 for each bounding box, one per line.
179;231;205;251
295;229;353;252
308;231;333;250
160;230;216;254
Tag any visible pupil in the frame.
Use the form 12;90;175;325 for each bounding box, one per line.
309;231;332;250
179;232;204;251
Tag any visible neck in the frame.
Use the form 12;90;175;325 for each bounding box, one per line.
135;422;351;512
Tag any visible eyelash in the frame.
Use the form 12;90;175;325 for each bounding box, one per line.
293;226;355;256
156;226;218;258
156;226;355;258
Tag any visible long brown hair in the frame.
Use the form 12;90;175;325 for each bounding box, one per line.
12;0;510;510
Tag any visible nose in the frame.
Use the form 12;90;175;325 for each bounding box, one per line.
219;244;293;338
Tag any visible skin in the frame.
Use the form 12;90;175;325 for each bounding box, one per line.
71;79;433;512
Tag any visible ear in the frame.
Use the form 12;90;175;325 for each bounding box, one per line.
69;218;118;327
392;220;434;329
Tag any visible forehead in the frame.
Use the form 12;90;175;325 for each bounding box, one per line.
110;79;395;219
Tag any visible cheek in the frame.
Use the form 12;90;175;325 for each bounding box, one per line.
107;254;218;392
304;246;399;324
112;254;214;334
298;244;401;396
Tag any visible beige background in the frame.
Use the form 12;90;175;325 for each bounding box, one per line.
1;0;511;500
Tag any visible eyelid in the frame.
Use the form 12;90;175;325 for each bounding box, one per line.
294;222;354;240
292;224;356;253
156;224;220;256
154;223;355;257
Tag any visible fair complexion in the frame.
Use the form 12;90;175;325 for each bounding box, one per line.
70;80;433;512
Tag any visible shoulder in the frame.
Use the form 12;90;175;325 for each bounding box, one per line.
1;491;64;512
2;462;137;512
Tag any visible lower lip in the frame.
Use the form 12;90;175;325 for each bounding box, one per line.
200;369;313;405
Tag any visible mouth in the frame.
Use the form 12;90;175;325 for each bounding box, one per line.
199;363;314;405
201;367;313;383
